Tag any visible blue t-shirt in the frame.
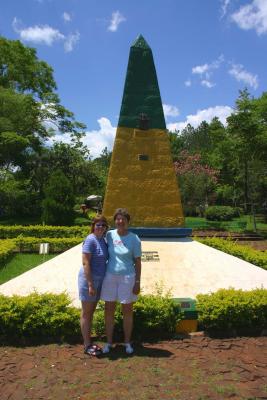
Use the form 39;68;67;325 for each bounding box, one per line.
106;229;142;275
82;233;108;278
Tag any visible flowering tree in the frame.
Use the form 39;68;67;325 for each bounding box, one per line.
174;150;219;216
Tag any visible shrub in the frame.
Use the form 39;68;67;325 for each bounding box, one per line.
205;206;236;221
197;288;267;335
0;291;182;345
0;225;88;239
93;294;182;341
14;236;84;253
196;237;267;269
0;239;16;266
0;292;80;345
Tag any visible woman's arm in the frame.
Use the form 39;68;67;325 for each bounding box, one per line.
133;256;141;295
82;253;95;296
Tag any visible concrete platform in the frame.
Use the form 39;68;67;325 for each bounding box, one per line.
0;238;266;308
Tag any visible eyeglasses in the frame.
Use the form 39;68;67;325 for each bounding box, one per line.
95;224;107;228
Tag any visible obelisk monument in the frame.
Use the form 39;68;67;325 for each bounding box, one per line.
103;35;185;230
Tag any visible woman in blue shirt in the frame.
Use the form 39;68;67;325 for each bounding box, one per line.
101;208;142;354
78;215;108;356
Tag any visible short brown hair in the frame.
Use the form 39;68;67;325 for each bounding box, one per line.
90;215;108;233
113;208;130;222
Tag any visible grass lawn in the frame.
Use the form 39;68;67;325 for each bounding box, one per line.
186;214;267;233
0;253;56;285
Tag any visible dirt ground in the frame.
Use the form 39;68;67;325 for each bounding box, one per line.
237;241;267;252
1;337;267;400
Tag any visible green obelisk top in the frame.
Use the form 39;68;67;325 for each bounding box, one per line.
118;35;166;130
131;34;151;49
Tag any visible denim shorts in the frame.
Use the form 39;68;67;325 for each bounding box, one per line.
78;267;104;302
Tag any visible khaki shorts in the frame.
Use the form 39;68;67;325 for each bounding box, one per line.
100;272;137;304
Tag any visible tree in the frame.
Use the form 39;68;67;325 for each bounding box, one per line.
174;151;218;215
0;37;85;170
42;170;75;225
0;36;87;218
92;147;112;197
227;89;267;211
168;131;183;160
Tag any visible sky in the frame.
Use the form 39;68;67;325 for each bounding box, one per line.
1;0;267;157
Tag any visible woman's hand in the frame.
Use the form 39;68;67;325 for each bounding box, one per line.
133;281;140;295
88;283;96;296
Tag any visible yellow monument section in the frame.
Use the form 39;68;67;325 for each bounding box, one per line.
103;126;184;227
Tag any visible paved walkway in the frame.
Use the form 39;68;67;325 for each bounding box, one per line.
0;238;266;306
1;337;267;400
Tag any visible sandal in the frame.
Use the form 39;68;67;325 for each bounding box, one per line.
84;344;102;357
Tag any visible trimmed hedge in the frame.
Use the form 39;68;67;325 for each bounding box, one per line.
0;239;16;265
0;225;88;239
196;237;267;269
205;206;237;221
94;294;182;340
197;288;267;335
0;292;181;345
1;289;266;344
14;236;84;253
0;292;80;345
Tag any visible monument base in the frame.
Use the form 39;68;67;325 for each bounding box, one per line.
0;238;266;308
129;227;192;237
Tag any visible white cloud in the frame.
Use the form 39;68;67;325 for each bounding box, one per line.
12;17;65;46
163;104;180;118
50;117;116;158
228;63;259;89
231;0;267;35
12;17;64;46
192;55;224;77
63;12;72;23
201;80;216;88
167;105;233;132
108;11;126;32
184;80;192;87
220;0;231;18
64;31;80;52
192;63;210;75
12;17;79;52
83;117;116;158
191;55;224;88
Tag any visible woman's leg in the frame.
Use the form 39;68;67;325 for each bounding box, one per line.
105;301;116;344
121;302;133;343
80;301;97;347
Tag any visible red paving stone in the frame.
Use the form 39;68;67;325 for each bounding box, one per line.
0;337;267;399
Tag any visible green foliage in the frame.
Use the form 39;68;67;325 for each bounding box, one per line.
0;239;16;265
0;224;88;239
174;151;218;216
133;294;182;339
0;292;80;345
0;36;85;141
93;293;182;341
0;291;181;345
15;236;83;253
42;170;75;225
0;172;40;217
197;288;267;334
196;237;267;269
205;206;236;221
0;36;86;219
